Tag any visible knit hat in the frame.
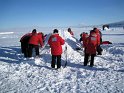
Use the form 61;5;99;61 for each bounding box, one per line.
53;29;58;33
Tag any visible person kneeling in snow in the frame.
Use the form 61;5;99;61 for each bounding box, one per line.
48;29;65;69
84;30;99;67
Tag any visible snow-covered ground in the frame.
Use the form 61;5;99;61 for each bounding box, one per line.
0;27;124;93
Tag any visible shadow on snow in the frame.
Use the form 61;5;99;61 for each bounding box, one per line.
64;60;108;72
0;46;23;64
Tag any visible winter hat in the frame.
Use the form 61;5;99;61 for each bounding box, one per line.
68;28;71;32
53;29;58;33
90;30;96;37
32;29;37;33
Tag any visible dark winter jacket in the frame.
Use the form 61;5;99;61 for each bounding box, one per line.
20;33;32;43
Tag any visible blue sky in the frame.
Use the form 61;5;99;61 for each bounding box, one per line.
0;0;124;29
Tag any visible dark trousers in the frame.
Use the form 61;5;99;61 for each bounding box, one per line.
84;53;96;67
21;42;25;53
21;42;29;57
97;45;103;55
28;44;39;57
51;55;61;69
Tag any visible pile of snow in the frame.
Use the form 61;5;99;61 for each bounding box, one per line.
104;27;111;31
0;28;124;93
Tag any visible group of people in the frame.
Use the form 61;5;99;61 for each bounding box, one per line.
20;29;44;58
80;28;103;67
20;29;65;69
20;27;103;69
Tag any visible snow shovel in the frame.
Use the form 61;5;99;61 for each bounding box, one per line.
64;45;67;68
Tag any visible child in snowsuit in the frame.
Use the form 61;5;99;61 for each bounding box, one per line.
48;29;65;69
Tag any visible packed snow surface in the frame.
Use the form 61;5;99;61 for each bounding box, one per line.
0;27;124;93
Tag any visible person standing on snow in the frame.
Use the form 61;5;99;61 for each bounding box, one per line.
37;32;45;43
79;32;89;48
48;29;65;69
93;28;103;55
67;28;74;36
28;29;44;57
84;30;99;67
20;32;32;57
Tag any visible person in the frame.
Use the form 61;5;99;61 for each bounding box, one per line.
28;29;44;57
67;28;74;36
93;28;103;55
79;32;84;42
84;30;99;67
37;32;45;43
79;32;89;48
48;29;65;69
20;33;32;57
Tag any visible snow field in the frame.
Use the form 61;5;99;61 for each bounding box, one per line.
0;29;124;93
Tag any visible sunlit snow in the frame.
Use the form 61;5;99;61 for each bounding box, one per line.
0;27;124;93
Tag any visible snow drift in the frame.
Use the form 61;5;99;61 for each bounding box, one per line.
0;29;124;93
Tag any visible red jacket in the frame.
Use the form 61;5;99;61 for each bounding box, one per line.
38;32;45;42
82;33;89;48
86;32;98;54
48;34;65;55
29;33;43;47
95;29;101;45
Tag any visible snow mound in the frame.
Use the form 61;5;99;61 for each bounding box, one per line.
0;29;124;93
104;27;111;31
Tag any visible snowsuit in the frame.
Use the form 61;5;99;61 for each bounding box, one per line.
28;32;44;57
48;33;65;69
84;31;99;67
95;29;103;55
20;33;32;57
